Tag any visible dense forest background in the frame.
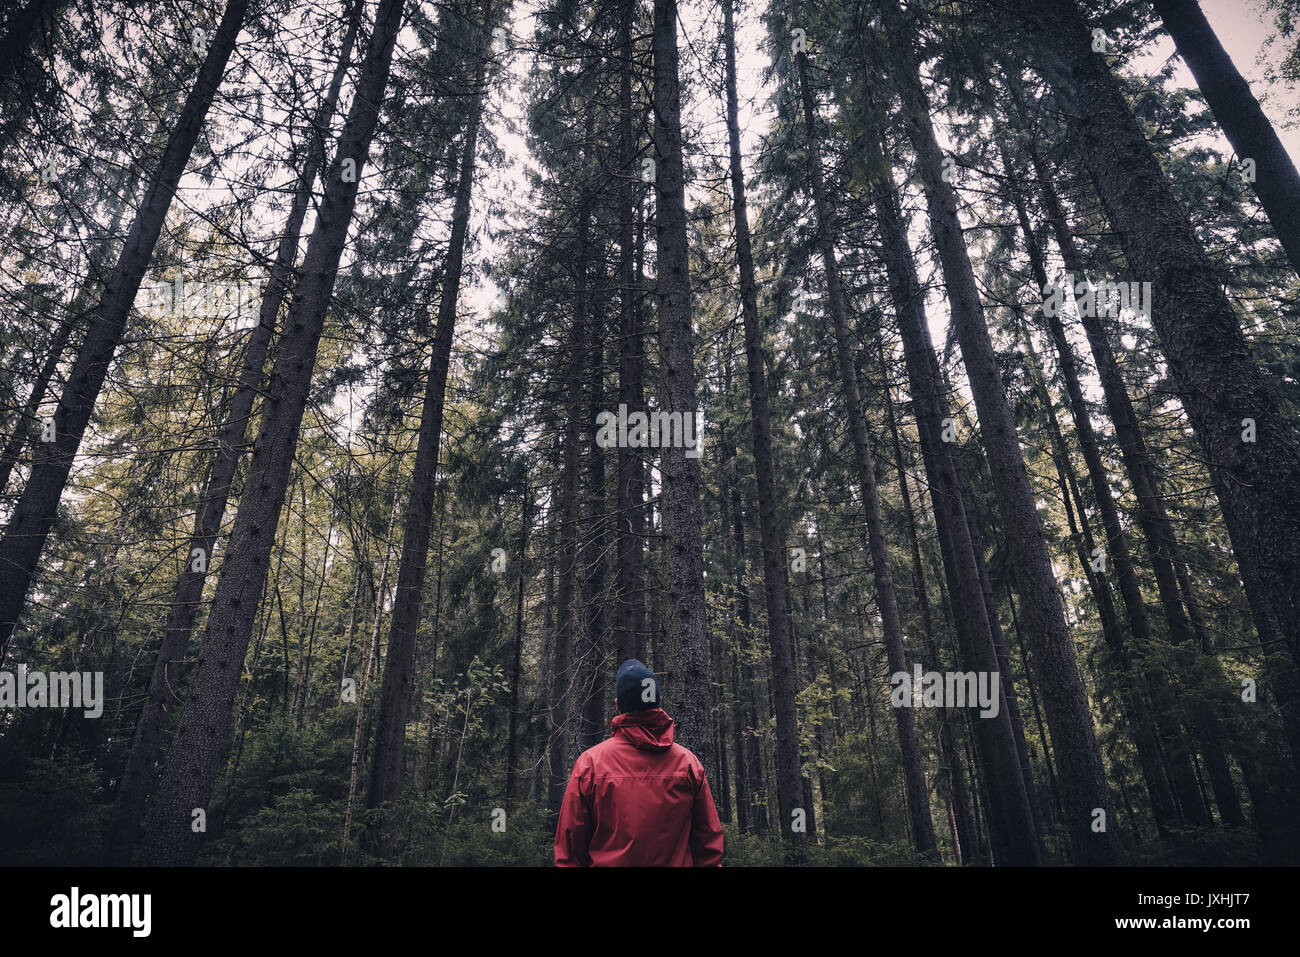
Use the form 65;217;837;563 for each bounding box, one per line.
1;0;1299;867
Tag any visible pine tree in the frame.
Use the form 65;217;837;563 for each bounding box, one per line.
141;0;409;865
0;0;252;655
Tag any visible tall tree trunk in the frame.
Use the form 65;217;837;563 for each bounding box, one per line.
1014;310;1182;832
1151;0;1300;275
959;459;1044;824
1005;164;1211;828
1006;583;1065;828
652;0;712;767
546;207;590;815
794;46;935;858
366;13;490;809
140;0;408;865
729;480;768;832
853;68;1040;864
790;46;935;858
881;354;978;862
505;484;529;806
343;488;399;859
615;0;646;665
723;0;805;847
1023;143;1251;825
879;0;1120;863
1011;0;1300;701
0;0;251;655
578;277;607;753
418;485;447;798
530;503;557;803
710;621;733;824
102;3;360;863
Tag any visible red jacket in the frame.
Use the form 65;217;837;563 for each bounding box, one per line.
554;708;724;866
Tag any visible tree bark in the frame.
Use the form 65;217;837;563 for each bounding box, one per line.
505;483;530;805
652;0;712;768
0;0;251;655
140;0;407;865
615;0;647;665
343;488;399;859
724;0;806;847
1151;0;1300;275
880;0;1120;863
103;2;360;863
578;255;608;752
366;10;490;809
1014;309;1183;832
1006;164;1211;828
1024;144;1252;826
1011;0;1300;702
546;206;589;814
854;65;1041;864
795;47;936;858
881;359;977;862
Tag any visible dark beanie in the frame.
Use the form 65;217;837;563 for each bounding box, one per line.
616;659;660;714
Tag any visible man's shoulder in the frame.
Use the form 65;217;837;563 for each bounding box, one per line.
579;737;700;768
667;742;703;766
574;736;622;766
676;744;709;781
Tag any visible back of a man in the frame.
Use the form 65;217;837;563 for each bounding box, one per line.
554;660;724;867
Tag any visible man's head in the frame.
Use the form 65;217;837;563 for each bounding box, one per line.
615;659;660;714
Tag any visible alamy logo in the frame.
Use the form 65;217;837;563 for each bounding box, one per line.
0;664;104;718
1042;273;1151;319
595;403;703;459
890;664;1001;718
50;887;151;937
139;271;263;327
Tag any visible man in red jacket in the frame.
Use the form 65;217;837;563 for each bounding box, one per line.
554;659;724;866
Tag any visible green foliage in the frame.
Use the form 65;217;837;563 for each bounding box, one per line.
206;789;345;866
721;824;932;867
0;755;107;865
436;803;554;867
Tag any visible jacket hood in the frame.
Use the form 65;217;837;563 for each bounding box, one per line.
610;707;675;752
